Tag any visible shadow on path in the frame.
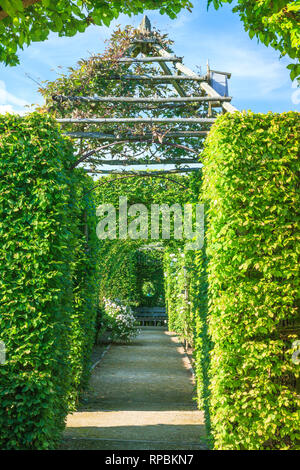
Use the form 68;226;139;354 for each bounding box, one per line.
61;328;207;450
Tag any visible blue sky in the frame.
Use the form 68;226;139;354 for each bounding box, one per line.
0;1;299;115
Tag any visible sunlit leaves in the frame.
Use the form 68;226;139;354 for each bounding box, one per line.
0;113;99;449
0;0;193;66
208;1;300;81
202;111;300;449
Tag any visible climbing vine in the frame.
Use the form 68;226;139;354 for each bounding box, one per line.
39;24;210;171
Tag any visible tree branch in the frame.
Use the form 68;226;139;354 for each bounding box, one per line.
69;141;128;169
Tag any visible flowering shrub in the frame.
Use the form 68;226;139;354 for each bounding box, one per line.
102;298;139;343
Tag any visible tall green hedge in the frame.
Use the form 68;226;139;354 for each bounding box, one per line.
164;112;299;450
163;244;213;446
203;111;300;450
0;113;99;449
187;243;213;447
68;173;100;404
164;249;188;335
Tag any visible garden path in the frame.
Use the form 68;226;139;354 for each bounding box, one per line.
61;327;207;450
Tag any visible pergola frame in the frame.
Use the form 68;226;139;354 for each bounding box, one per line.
55;15;237;175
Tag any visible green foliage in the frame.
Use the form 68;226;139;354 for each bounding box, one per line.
95;174;194;312
188;243;213;446
98;240;140;306
208;1;300;81
68;173;100;400
163;229;213;446
0;113;73;449
0;113;99;449
0;0;193;66
203;111;300;449
164;249;188;334
136;250;165;307
39;24;208;165
164;112;299;449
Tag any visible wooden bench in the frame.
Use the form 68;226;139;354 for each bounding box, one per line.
135;306;168;326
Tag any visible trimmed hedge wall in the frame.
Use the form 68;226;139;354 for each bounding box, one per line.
164;245;213;446
187;244;213;447
68;174;100;403
203;112;299;449
0;113;99;449
164;112;299;450
164;249;189;337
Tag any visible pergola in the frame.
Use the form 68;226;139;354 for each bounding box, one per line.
54;15;237;177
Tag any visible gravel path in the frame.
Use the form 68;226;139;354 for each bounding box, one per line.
61;327;207;450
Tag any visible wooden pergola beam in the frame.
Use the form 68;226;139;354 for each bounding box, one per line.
53;94;231;103
87;173;191;192
210;69;231;78
84;158;200;165
132;39;158;44
58;117;215;124
72;138;200;168
101;74;207;81
158;58;187;98
65;131;208;139
154;44;238;114
112;56;182;63
85;167;200;175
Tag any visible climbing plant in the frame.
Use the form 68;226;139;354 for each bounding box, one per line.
39;24;210;170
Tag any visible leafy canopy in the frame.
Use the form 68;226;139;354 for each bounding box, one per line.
1;1;298;82
208;0;300;81
0;0;192;66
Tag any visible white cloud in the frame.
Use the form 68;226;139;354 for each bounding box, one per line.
168;10;194;29
0;104;15;113
0;104;28;115
0;80;29;114
180;32;292;103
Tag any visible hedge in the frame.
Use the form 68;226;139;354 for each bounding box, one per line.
164;112;299;450
203;111;300;449
163;243;213;446
0;113;99;449
164;249;187;336
187;242;213;446
67;173;100;403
